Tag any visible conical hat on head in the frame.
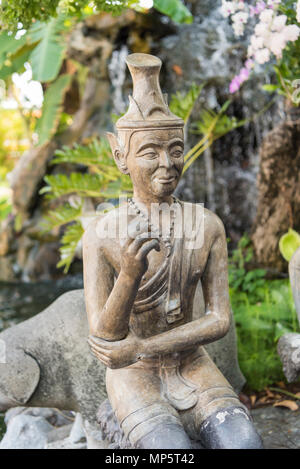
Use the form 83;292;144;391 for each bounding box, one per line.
116;53;184;131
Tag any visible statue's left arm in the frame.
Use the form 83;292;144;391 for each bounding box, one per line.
89;214;231;366
139;213;231;356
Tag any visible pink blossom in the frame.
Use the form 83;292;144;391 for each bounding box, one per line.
229;78;241;94
254;47;270;63
255;21;271;39
239;67;250;80
259;9;274;24
269;32;286;57
245;58;254;69
251;35;264;50
282;24;300;41
272;15;287;32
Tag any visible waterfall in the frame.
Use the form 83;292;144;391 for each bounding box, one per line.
108;45;128;115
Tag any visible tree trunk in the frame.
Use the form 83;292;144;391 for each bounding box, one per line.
251;104;300;273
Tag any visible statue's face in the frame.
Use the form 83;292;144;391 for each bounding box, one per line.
125;128;184;199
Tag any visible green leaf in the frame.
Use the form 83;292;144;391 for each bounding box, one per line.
0;31;26;66
153;0;193;24
28;17;67;82
274;322;294;341
41;203;83;231
262;84;279;93
169;83;203;123
0;44;34;79
279;228;300;262
41;172;104;199
35;74;72;145
57;222;84;273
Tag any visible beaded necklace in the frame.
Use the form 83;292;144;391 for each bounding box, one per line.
128;196;179;258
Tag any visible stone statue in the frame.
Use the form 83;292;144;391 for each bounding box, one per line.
83;53;263;449
277;247;300;382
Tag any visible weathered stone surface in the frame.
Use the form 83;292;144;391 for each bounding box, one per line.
289;247;300;323
277;333;300;383
69;413;86;444
47;424;74;443
0;286;244;449
0;289;107;427
277;249;300;382
4;407;73;428
0;414;53;449
45;438;87;449
251;407;300;449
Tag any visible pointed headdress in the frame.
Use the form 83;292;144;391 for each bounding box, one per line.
116;53;184;131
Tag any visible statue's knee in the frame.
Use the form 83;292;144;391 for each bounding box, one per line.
199;407;263;449
136;423;192;449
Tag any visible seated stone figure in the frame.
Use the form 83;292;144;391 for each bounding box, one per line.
83;53;263;449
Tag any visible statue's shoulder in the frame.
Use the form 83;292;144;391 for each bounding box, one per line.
202;208;226;246
82;206;122;248
179;200;225;239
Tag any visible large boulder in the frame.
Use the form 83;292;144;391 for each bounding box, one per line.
0;285;244;438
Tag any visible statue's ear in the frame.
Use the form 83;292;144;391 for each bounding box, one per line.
106;132;129;175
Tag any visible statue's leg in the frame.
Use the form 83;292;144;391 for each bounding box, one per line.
132;408;192;449
197;406;263;449
106;365;192;449
179;347;263;449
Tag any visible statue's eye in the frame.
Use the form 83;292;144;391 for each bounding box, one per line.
140;151;158;159
170;148;183;158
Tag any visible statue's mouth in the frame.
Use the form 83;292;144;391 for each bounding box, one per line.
157;176;176;184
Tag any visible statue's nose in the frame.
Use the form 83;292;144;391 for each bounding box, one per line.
159;150;173;168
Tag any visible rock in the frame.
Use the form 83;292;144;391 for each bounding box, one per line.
158;1;281;243
289;247;300;322
0;414;53;449
69;413;86;444
251;406;300;449
0;286;244;443
47;424;74;443
0;256;16;282
46;438;87;449
4;406;26;424
277;249;300;382
5;406;74;428
277;333;300;383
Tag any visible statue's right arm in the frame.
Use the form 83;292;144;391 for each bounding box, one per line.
82;217;159;341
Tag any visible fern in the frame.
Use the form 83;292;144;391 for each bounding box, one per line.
52;139;120;180
57;221;84;273
40;137;133;272
41;172;105;199
169;83;203;123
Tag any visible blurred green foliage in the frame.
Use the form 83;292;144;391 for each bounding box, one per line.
0;0;192;30
40;137;132;272
279;228;300;262
229;235;299;391
0;108;30;224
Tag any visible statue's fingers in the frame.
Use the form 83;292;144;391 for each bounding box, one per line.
90;349;111;367
136;239;160;260
88;338;113;355
128;233;156;254
127;218;149;238
88;336;121;350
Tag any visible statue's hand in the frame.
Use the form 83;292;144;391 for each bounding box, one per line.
88;332;142;369
120;223;160;281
